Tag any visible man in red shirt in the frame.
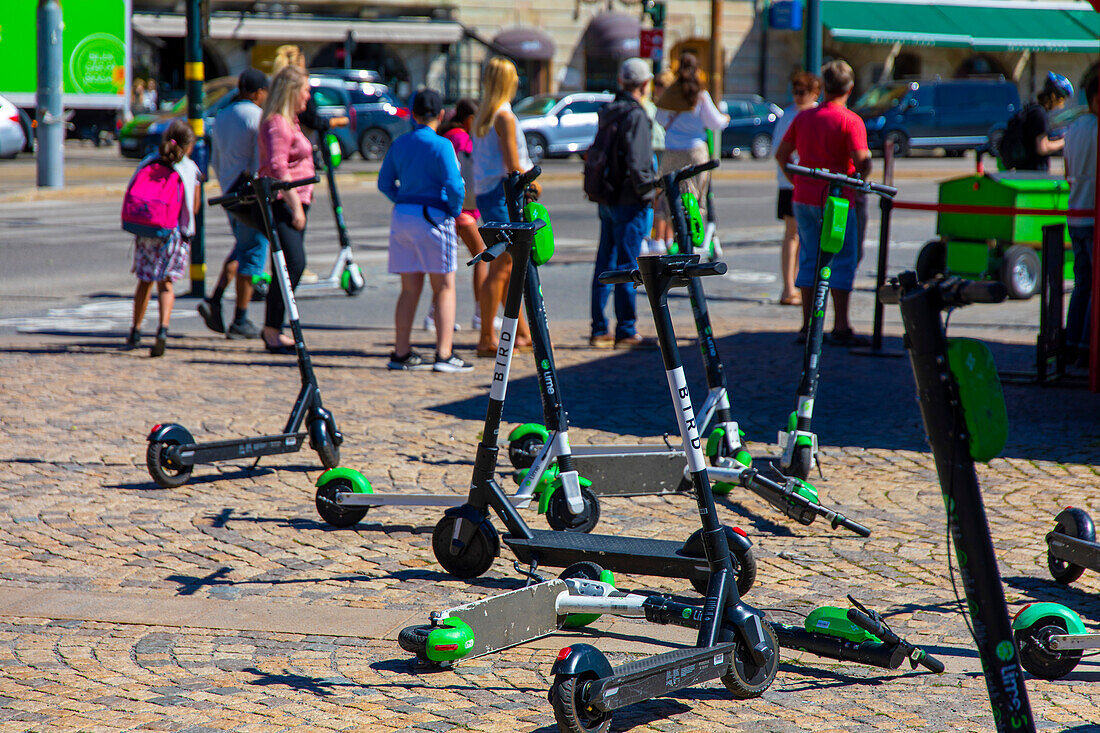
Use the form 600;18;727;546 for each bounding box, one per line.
774;60;872;346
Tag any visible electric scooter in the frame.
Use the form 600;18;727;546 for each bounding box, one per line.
777;165;897;480
1046;506;1100;586
506;161;868;537
295;133;365;297
880;271;1036;731
144;175;343;488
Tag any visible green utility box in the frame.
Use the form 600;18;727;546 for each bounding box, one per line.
917;172;1071;300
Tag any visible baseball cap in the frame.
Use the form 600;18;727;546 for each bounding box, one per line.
619;58;655;87
238;68;269;95
411;88;443;119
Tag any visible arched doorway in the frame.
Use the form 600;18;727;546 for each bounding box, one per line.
583;12;640;92
493;27;555;98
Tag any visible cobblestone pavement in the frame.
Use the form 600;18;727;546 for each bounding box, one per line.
1;311;1099;732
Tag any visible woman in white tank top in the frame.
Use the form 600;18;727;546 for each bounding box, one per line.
471;57;534;356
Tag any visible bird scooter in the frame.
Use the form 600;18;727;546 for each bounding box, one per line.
507;161;868;537
880;271;1036;731
295;133;365;297
777;165;897;480
144;175;343;488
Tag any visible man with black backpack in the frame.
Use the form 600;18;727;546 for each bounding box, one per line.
586;57;658;349
1000;72;1073;172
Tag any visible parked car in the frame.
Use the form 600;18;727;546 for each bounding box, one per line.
118;77;238;159
0;95;27;158
310;67;382;84
855;78;1020;157
514;92;614;163
719;94;782;158
309;76;411;160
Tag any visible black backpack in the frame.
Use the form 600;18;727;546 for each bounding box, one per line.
999;103;1036;170
583;106;631;205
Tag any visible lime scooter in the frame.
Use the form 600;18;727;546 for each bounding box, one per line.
1006;507;1100;680
879;272;1037;731
295;133;365;297
776;165;897;480
507;161;869;537
144;175;343;488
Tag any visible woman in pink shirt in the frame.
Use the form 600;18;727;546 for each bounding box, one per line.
258;65;315;353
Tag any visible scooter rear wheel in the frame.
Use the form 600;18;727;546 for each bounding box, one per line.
146;441;193;488
315;477;368;528
1048;508;1095;585
721;620;779;698
1015;618;1083;680
685;529;757;597
397;624;431;660
550;673;611;733
546;486;601;533
432;515;500;579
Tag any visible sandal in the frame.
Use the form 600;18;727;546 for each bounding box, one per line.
476;345;499;358
829;329;871;347
779;293;802;306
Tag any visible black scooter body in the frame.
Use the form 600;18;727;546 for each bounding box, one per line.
1046;506;1100;584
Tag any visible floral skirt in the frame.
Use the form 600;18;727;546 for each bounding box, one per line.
132;230;189;283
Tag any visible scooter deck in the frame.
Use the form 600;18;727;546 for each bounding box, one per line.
587;643;736;712
1047;532;1100;571
440;579;568;659
172;432;306;465
506;530;708;579
336;492;529;509
570;448;690;496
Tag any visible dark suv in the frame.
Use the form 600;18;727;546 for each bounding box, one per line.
309;76;412;160
854;78;1020;156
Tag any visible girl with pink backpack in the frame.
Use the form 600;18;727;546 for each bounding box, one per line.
121;120;200;356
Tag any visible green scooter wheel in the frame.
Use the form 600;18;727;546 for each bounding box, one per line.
315;477;367;528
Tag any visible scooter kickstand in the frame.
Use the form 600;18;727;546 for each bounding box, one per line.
514;559;545;587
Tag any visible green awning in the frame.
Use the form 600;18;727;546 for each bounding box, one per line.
822;0;1100;53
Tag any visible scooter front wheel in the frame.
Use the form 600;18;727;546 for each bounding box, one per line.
1048;508;1095;585
721;620;779;698
309;418;340;469
549;673;611;733
546;486;601;533
786;443;813;481
686;529;757;597
397;624;431;660
146;441;193;488
315;477;368;528
432;515;499;579
1015;617;1083;680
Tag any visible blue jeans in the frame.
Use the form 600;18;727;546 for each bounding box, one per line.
227;216;269;277
1066;224;1094;350
793;200;863;292
591;204;647;339
475;179;509;225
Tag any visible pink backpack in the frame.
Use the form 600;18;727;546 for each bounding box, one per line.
121;160;183;238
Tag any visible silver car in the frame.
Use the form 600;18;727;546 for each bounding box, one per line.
0;95;28;159
515;92;614;163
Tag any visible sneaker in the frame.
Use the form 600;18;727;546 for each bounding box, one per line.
614;334;658;350
589;334;615;349
299;268;319;284
150;327;168;358
388;350;432;371
226;318;260;340
433;353;474;373
197;299;225;334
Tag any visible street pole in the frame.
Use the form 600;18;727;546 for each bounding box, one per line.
186;0;206;298
804;0;822;73
36;0;64;189
710;0;723;100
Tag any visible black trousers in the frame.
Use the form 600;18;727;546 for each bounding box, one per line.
264;200;309;330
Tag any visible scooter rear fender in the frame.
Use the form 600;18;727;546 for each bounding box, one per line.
147;423;194;446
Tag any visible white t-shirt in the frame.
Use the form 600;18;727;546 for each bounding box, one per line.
1065;112;1097;227
657;91;729;152
772;104;814;190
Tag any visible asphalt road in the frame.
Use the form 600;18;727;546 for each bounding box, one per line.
0;146;1044;336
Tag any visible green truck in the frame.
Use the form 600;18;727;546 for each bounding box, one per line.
915;171;1070;299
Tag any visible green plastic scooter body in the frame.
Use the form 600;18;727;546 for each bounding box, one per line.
537;473;593;514
426;618;476;662
806;606;881;643
821;194;849;254
315;466;373;493
682;191;705;247
507;422;550;444
323;132;342;168
524;201;555;266
945;337;1008;463
1011;602;1087;635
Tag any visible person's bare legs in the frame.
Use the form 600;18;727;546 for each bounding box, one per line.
830;289;852;334
456;216;487;327
394;272;425;357
479;256;507;351
429;271;457;358
155;281;175;329
780;216;801;303
799;286;814;331
132;281;154;331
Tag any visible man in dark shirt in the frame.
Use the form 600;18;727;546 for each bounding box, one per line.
589;58;658;350
1011;72;1073;172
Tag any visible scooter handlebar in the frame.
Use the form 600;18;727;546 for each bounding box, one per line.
674;158;720;184
469;237;510;265
510;166;543;194
209;175;319;207
272;175;321;192
786;164;897;197
683;261;727;279
208;190;242;206
598;268;642;285
953;279;1008;305
919;652;946;674
832;513;872;537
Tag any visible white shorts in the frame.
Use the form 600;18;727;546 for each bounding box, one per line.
388;204;458;274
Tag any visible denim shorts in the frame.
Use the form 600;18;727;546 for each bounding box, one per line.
475;179;510;225
228;216;269;278
793;201;861;292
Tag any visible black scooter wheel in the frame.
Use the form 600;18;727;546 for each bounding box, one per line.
1048;508;1095;585
787;444;813;481
1016;619;1082;680
309;419;340;470
559;562;605;581
315;477;368;528
432;515;499;579
721;620;779;698
550;674;611;733
546;486;601;533
397;624;431;660
146;441;193;488
685;529;757;597
508;434;545;469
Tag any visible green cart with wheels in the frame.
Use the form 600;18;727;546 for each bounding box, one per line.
915;172;1070;299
